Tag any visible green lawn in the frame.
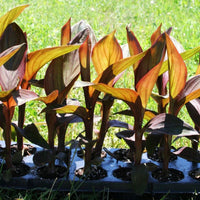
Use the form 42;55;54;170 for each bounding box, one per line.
0;0;200;199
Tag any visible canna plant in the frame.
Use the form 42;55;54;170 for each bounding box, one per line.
91;29;168;166
0;5;83;171
54;31;147;172
22;19;91;176
143;34;200;178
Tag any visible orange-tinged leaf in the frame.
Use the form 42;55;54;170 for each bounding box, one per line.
93;51;147;85
151;93;169;110
0;88;15;102
150;23;162;45
24;45;80;82
181;88;200;106
166;33;187;99
0;5;28;37
0;44;23;67
91;83;139;103
36;90;59;104
135;33;166;86
89;51;147;97
54;105;89;121
79;36;91;79
196;64;200;75
144;110;156;121
126;25;143;56
136;61;163;108
61;18;71;45
174;75;200;114
160;46;200;76
92;31;122;74
126;25;143;70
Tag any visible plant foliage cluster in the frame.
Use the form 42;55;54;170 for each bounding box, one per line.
0;5;200;195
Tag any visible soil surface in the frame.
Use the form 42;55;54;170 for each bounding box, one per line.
2;163;30;177
112;149;133;162
148;147;177;162
75;165;107;180
152;168;184;182
0;144;36;157
37;165;68;179
189;168;200;181
77;149;106;159
113;167;132;181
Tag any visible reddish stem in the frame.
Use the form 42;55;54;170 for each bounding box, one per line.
162;134;170;173
46;111;57;149
3;106;13;169
94;95;113;156
57;125;68;152
84;109;94;170
17;104;26;151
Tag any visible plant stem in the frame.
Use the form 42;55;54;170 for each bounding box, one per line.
17;104;26;151
133;111;144;166
84;109;94;170
46;111;57;149
57;125;68;152
163;134;170;173
134;132;143;165
3;106;13;169
94;95;113;156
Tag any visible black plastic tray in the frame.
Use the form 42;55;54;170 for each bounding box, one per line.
0;142;199;194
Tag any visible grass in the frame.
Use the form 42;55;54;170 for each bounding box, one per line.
0;0;200;199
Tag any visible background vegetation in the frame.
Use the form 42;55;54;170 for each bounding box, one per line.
0;0;200;199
